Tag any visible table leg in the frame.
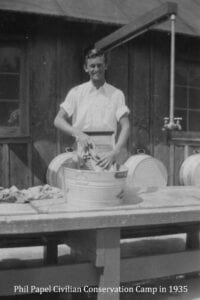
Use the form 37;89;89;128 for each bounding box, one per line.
66;228;121;300
96;228;120;300
186;230;200;250
43;240;58;264
43;240;72;300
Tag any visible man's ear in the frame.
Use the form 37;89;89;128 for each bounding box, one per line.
84;64;88;73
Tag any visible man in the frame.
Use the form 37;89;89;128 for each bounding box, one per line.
54;48;130;169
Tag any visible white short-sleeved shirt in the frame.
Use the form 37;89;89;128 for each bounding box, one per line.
60;81;129;134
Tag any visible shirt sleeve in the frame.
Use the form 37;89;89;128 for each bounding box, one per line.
60;88;76;117
115;90;130;121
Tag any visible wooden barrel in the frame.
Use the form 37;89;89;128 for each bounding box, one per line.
179;154;200;186
124;154;168;187
46;153;74;188
62;165;128;210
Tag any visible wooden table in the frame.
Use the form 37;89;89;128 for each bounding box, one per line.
0;186;200;299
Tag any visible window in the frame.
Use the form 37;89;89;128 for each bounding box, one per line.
175;59;200;131
0;40;29;137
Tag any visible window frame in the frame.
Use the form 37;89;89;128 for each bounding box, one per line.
0;36;29;138
175;58;200;132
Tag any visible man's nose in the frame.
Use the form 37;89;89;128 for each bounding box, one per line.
94;65;100;71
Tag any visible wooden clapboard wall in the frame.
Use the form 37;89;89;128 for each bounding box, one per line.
107;33;162;162
0;11;200;188
107;31;200;186
28;20;115;186
0;12;116;188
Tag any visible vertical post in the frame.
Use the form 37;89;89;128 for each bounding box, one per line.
97;228;121;300
2;144;9;188
27;141;33;186
184;145;189;160
56;31;62;155
169;143;175;185
169;14;176;124
43;240;58;265
186;231;200;250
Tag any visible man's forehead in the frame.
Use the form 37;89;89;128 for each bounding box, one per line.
87;55;105;64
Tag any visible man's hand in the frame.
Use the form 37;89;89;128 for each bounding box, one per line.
96;150;117;169
74;130;91;150
75;132;91;149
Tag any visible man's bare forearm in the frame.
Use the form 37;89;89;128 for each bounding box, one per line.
54;109;78;137
54;108;91;148
114;116;130;154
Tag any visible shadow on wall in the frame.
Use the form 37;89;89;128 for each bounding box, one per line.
1;142;49;188
32;140;57;185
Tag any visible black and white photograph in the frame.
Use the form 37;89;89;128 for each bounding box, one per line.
0;1;200;299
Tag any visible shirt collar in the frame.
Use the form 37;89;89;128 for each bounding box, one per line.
88;80;108;94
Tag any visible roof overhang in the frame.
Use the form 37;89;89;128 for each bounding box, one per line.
0;0;199;38
95;2;177;52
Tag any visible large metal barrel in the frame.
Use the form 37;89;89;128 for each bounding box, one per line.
62;166;128;210
179;154;200;186
124;154;168;187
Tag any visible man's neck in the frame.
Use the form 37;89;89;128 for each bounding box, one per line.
91;79;105;89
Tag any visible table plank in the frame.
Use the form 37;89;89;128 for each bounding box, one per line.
30;186;200;213
0;186;200;234
0;203;38;215
0;205;200;235
0;186;199;300
121;250;200;283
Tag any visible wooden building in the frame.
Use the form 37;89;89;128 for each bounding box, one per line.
0;0;200;188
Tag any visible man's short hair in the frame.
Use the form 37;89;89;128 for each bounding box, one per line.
84;48;107;64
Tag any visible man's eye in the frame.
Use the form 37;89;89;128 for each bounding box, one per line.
90;64;102;68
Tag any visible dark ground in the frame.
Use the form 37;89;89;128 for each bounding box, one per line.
2;274;200;300
1;237;200;300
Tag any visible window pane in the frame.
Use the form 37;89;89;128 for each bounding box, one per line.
0;102;19;126
189;110;200;131
175;61;188;85
189;63;200;87
175;86;187;108
175;59;200;132
0;47;20;72
189;88;200;109
0;74;20;99
0;45;21;131
174;109;187;131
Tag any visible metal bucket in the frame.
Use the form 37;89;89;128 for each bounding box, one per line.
46;153;74;188
179;154;200;186
62;166;128;210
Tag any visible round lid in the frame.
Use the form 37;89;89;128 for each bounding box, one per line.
124;154;168;187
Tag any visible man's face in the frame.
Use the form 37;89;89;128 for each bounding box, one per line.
84;55;107;82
